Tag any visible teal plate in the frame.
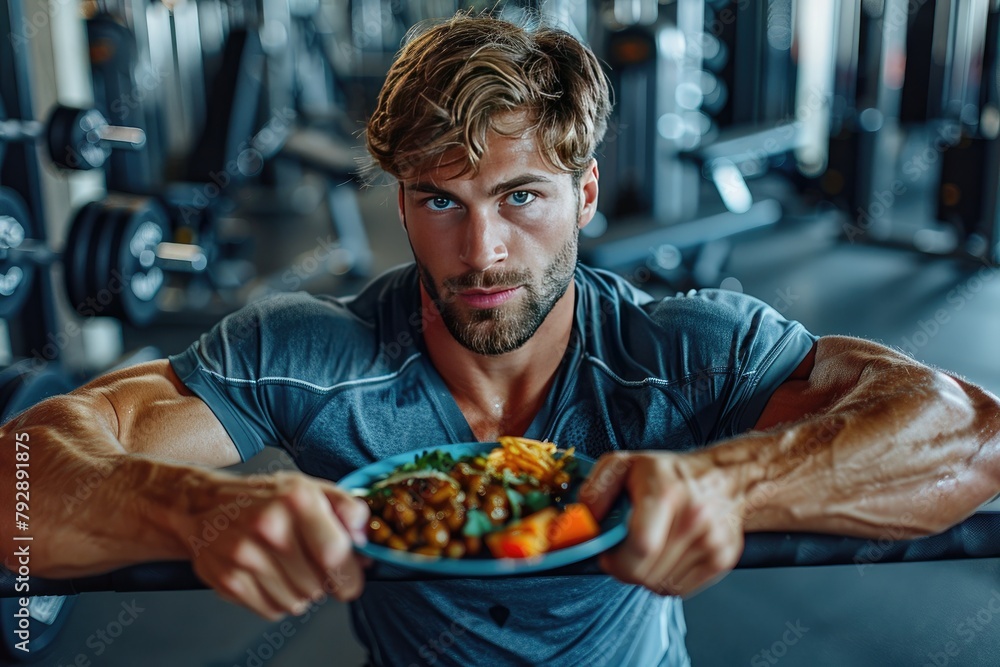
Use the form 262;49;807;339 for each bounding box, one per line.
339;442;630;576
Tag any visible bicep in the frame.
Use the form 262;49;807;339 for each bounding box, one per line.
75;359;242;467
754;336;885;431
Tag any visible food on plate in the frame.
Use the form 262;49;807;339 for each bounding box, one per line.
360;436;600;558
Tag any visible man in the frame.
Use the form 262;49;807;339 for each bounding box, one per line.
3;13;1000;667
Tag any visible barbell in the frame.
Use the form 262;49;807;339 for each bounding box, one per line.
0;187;210;326
0;96;145;171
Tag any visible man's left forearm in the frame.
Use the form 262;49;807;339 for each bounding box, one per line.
703;347;1000;539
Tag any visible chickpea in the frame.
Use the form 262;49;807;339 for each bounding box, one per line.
483;487;509;524
368;518;393;545
464;535;482;556
428;483;456;505
445;504;465;532
396;504;418;530
386;535;408;551
445;540;466;559
413;545;443;557
489;506;509;524
465;474;486;497
422;521;450;549
403;524;421;547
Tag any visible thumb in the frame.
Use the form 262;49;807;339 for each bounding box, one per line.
578;452;632;522
326;487;371;545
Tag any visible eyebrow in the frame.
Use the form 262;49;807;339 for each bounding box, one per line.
406;173;554;198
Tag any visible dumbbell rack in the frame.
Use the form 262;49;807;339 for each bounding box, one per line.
0;2;59;360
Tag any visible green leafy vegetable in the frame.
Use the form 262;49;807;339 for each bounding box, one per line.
506;488;525;521
462;509;494;537
524;490;551;513
398;450;457;474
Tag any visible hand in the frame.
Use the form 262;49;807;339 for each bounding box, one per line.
175;470;371;620
579;450;745;597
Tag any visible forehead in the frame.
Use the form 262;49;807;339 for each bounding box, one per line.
405;128;570;192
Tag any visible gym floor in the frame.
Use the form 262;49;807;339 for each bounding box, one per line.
19;185;1000;667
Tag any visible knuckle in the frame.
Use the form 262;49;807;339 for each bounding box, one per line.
651;573;679;596
627;532;660;560
283;479;318;512
228;539;261;570
215;571;245;599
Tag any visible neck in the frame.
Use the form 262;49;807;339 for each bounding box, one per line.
420;281;577;442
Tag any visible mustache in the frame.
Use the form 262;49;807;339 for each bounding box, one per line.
443;270;530;291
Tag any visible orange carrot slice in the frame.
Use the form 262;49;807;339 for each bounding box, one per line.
485;507;556;559
547;503;600;551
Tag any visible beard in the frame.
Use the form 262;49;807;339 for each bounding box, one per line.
416;231;579;356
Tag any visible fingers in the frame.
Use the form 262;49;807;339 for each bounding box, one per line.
600;473;676;583
579;452;632;521
187;473;370;620
593;453;743;598
324;487;371;545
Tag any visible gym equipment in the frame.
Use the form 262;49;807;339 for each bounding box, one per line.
0;97;145;172
0;188;36;320
0;364;77;663
0;190;210;325
0;592;75;664
3;510;999;596
935;2;1000;263
818;0;1000;263
0;363;74;423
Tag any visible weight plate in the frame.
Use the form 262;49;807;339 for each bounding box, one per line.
46;105;107;171
62;201;103;313
90;201;127;321
45;105;77;170
113;200;166;327
0;187;38;320
0;95;7;171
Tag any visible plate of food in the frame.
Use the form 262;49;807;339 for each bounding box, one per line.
339;437;630;576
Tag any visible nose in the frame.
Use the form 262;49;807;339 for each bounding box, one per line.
459;209;507;272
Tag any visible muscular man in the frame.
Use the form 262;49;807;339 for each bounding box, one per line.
3;14;1000;667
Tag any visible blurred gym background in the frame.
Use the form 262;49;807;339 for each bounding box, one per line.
2;0;1000;665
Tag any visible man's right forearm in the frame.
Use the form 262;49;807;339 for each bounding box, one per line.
0;394;210;577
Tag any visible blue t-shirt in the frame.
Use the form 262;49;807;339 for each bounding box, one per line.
169;263;817;667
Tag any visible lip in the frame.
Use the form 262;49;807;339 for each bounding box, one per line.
456;286;521;309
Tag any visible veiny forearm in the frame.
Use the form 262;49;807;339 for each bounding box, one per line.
702;347;1000;539
0;394;213;576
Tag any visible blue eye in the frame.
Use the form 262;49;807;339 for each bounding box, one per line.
426;197;456;211
506;191;536;206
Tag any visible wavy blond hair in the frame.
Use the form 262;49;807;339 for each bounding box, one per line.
363;13;611;182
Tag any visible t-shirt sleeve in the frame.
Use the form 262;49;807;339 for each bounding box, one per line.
652;289;818;441
167;292;336;462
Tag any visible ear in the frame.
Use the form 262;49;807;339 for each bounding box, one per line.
576;159;600;230
397;183;407;230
